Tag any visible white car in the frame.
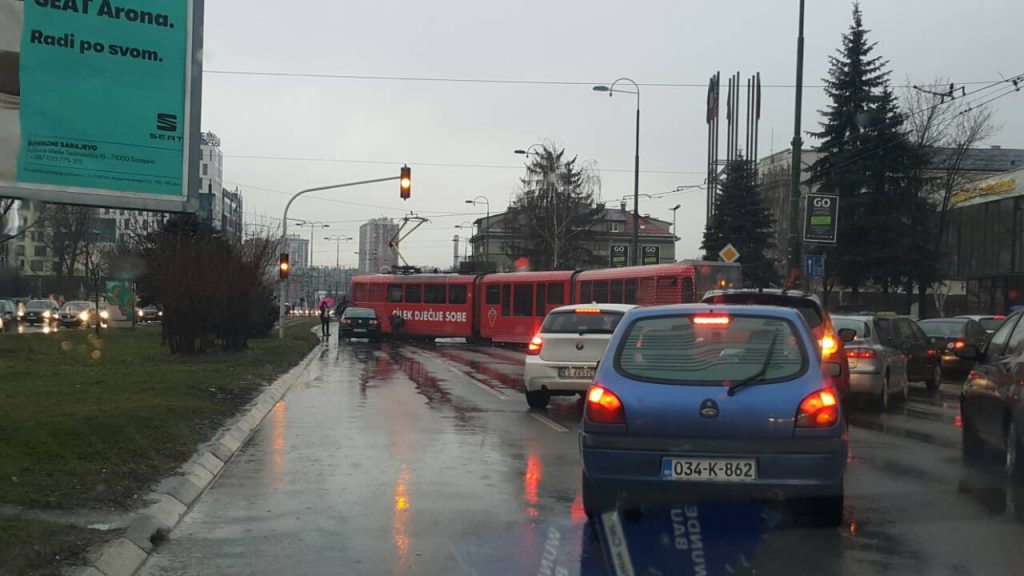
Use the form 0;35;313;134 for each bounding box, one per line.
523;303;636;409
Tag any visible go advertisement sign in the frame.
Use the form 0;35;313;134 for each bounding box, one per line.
0;0;202;211
803;194;839;244
609;244;628;268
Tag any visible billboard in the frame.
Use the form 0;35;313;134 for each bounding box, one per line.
803;194;839;244
0;0;202;212
641;245;660;266
609;244;628;268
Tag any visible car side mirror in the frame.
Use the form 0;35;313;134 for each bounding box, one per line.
837;328;856;343
956;345;981;361
826;362;842;377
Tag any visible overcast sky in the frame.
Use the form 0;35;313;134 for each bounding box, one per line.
202;0;1024;268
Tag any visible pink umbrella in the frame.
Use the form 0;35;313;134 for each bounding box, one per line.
316;296;335;310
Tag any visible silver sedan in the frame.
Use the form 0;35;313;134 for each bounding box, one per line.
833;315;909;411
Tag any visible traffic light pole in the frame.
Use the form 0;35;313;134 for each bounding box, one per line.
279;176;401;339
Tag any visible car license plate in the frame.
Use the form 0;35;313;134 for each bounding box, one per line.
558;366;595;379
354;328;366;333
662;458;757;482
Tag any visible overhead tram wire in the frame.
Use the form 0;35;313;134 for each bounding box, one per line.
204;69;1002;90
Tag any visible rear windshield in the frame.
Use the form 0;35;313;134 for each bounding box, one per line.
541;310;624;334
702;293;823;328
615;314;807;385
833;317;871;339
62;302;90;313
980;318;1005;332
918;320;966;338
344;308;377;319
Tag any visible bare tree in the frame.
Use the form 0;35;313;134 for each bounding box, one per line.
40;204;98;281
902;78;998;317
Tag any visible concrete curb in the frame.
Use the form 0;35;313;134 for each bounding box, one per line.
71;329;321;576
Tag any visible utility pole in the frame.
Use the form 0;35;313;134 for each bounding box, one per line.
787;0;806;277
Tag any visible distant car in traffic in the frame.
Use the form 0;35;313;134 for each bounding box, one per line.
58;301;97;327
523;303;635;409
955;315;1007;339
339;307;382;342
832;314;909;411
701;288;851;399
0;299;16;332
136;305;163;323
580;304;847;526
21;299;60;327
957;312;1024;478
917;317;987;380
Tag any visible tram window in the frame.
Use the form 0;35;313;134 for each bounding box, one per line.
424;285;446;304
501;285;511;316
594;281;609;302
536;284;547;316
681;277;695;303
625;279;638;304
580;281;593;303
387;284;403;303
449;285;468;305
486;285;500;305
514;284;533;317
610;280;624;303
406;284;422;304
547;283;565;305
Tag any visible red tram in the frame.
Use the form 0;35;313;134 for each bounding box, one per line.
351;261;741;344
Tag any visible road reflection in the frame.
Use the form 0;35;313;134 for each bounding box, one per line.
524;452;542;518
393;464;411;572
270;400;286;491
958;462;1024;521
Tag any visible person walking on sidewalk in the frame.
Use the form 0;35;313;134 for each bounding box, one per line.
319;302;331;339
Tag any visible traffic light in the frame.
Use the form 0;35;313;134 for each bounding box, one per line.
400;165;411;200
278;253;290;280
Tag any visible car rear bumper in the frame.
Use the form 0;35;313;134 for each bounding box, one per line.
580;434;846;501
849;372;885;395
940;355;971;375
523;360;595;393
341;327;381;339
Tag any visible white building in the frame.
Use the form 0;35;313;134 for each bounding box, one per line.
196;132;243;242
358;217;399;274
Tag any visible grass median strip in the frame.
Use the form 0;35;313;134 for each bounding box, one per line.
0;320;319;511
0;517;106;576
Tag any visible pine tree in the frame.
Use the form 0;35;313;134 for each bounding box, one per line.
503;145;605;271
808;3;926;296
701;158;778;287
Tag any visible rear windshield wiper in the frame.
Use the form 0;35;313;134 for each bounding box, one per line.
727;331;778;397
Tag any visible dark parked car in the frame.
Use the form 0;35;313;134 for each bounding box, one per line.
873;315;942;390
958;312;1024;477
917;317;987;380
702;289;851;399
339;307;382;341
21;299;60;327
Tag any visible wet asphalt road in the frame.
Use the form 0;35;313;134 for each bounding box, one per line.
139;338;1024;576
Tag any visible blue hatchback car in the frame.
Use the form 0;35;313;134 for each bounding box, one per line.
580;304;848;526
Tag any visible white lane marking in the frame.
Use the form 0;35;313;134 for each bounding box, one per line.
530;413;570;433
602;510;637;576
442;364;508;400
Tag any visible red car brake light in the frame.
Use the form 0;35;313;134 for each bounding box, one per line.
586;386;625;425
846;349;876;359
820;334;839;358
341;318;352;325
575;308;602;314
692;314;731;326
796;389;839;428
527;334;543;355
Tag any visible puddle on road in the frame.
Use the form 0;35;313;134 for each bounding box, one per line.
428;347;526;392
384;348;482;424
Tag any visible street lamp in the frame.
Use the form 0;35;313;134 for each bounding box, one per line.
594;78;641;265
324;235;353;269
513;144;545;157
465;196;490;267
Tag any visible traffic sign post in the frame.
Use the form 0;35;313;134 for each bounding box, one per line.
718;243;740;263
803;255;824;278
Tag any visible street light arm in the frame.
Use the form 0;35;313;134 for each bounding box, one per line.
609;77;641;107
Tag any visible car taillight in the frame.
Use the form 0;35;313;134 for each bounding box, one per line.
796;389;839;428
693;314;732;326
342;319;352;325
527;334;543;355
846;349;876;359
820;335;838;358
586;386;625;425
368;319;379;325
927;348;939;357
